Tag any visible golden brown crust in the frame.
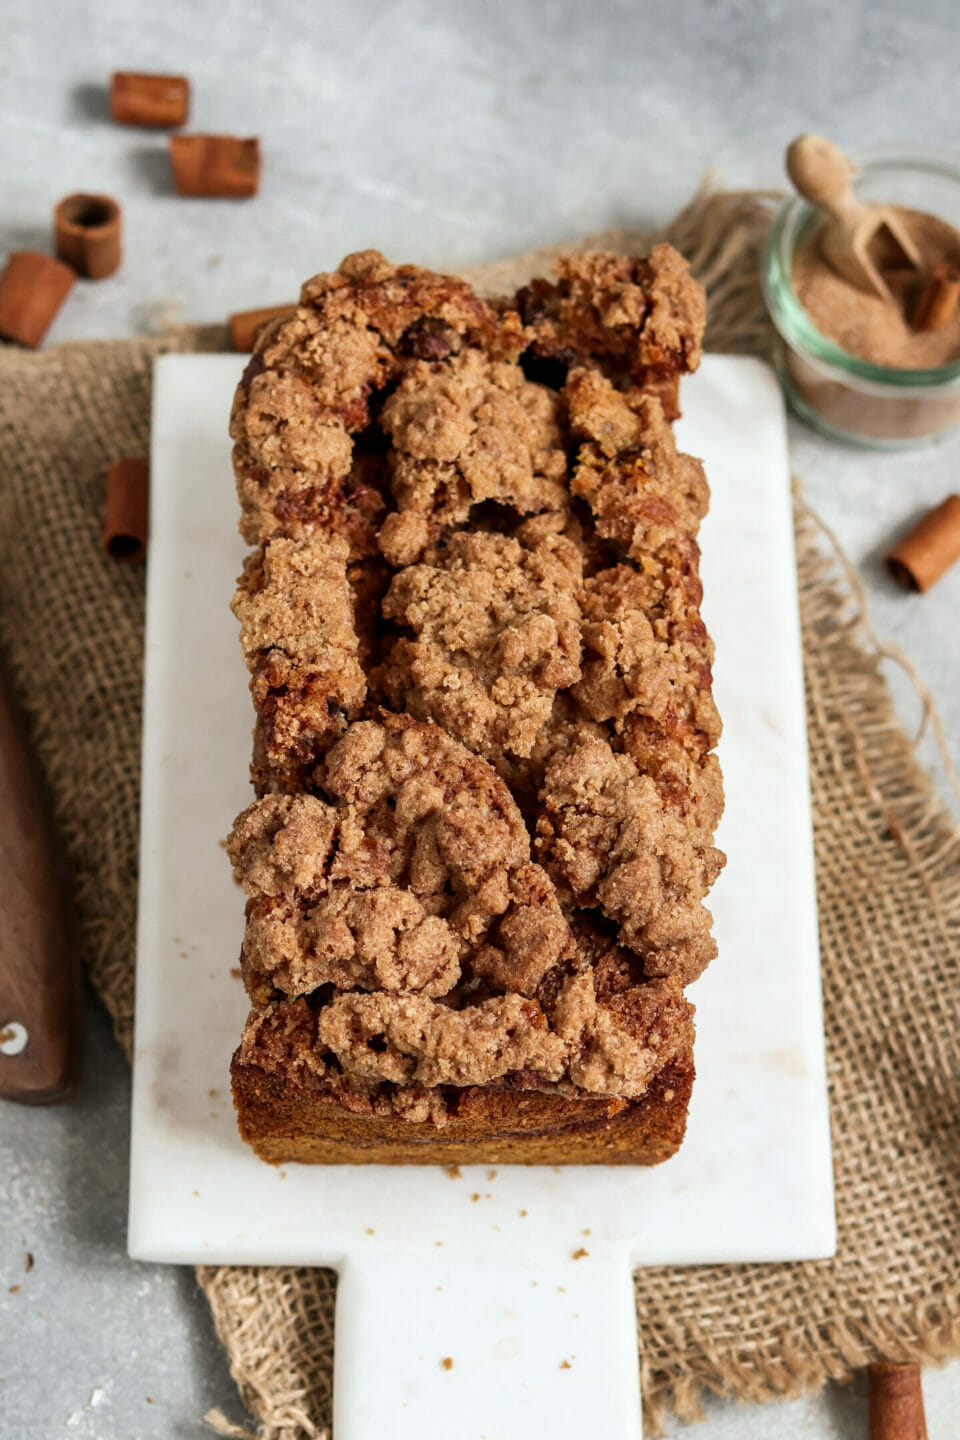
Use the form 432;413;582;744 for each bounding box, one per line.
232;1043;694;1165
226;246;721;1165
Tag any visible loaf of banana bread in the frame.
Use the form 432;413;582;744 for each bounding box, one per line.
227;246;723;1165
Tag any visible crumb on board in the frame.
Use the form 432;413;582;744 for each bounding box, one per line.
365;1228;375;1235
582;1228;591;1235
487;1169;498;1180
9;1285;20;1294
471;1193;481;1202
519;1209;528;1217
230;966;242;980
435;1240;443;1247
446;1164;462;1179
560;1360;572;1370
572;1247;589;1260
24;1253;34;1273
441;1357;454;1371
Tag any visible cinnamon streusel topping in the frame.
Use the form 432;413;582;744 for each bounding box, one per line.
228;245;721;1115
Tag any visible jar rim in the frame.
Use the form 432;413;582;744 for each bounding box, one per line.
762;143;960;391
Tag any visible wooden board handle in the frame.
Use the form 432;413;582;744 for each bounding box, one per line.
0;677;79;1103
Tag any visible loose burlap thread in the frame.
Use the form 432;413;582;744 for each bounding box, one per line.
1;191;958;1438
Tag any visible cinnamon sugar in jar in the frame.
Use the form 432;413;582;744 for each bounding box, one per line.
763;146;960;448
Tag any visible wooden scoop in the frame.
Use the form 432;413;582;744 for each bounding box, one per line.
786;134;921;299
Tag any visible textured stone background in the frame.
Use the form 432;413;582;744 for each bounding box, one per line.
2;1;958;1435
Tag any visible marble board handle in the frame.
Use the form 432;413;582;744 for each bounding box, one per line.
333;1247;642;1439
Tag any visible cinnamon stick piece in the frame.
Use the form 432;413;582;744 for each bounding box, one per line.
886;494;960;592
230;304;297;352
0;252;75;348
103;458;149;562
110;71;190;127
868;1362;927;1440
912;263;960;332
169;136;261;198
54;193;122;280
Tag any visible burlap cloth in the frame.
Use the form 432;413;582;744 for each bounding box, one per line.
1;191;958;1437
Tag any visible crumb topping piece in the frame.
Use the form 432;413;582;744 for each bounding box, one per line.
237;966;693;1099
314;990;567;1088
574;562;720;753
232;534;366;793
228;793;338;899
228;715;572;1004
517;246;705;414
566;371;711;563
379;530;583;763
242;886;461;1002
536;735;725;984
377;349;568;564
550;968;693;1096
231;250;521;548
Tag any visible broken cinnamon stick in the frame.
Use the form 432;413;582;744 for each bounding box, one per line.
103;458;149;563
169;136;261;198
886;494;960;592
110;71;190;128
230;304;296;352
912;263;960;332
54;193;122;280
0;252;75;348
868;1362;927;1440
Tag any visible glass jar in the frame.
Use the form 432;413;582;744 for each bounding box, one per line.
762;145;960;448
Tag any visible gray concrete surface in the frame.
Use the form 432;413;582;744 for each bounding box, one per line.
1;0;959;1435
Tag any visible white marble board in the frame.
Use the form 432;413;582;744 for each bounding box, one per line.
129;353;834;1439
